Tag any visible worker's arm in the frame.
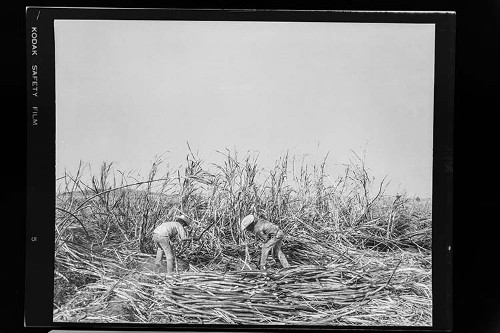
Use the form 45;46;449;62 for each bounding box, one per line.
177;224;192;241
178;225;202;242
261;222;279;239
255;230;268;242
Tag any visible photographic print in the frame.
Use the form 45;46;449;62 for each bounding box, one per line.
52;17;436;326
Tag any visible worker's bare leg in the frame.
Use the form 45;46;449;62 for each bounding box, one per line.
153;235;164;265
154;233;175;273
260;236;279;269
260;244;273;269
162;240;175;274
274;244;290;268
155;246;164;265
272;232;290;268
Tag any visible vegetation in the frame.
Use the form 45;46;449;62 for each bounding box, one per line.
53;149;432;325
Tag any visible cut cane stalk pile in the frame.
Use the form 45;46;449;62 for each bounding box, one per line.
53;236;431;325
54;150;432;325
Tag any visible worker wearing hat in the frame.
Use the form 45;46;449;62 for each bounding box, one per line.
241;214;290;270
152;214;193;274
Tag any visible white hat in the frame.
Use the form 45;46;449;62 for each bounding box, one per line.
241;214;255;231
175;215;192;226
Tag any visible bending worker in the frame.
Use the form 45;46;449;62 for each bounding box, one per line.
241;214;290;270
152;214;192;274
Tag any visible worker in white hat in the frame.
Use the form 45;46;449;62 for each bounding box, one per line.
241;214;290;270
152;214;193;274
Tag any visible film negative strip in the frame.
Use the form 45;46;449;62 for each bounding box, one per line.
25;7;454;331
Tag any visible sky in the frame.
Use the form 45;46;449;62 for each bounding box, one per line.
55;20;435;198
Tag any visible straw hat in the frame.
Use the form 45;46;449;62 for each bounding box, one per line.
240;214;256;231
175;214;192;226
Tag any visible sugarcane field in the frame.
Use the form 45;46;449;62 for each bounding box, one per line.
53;151;432;326
49;19;437;327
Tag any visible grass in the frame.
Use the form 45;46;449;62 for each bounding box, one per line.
53;149;432;325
